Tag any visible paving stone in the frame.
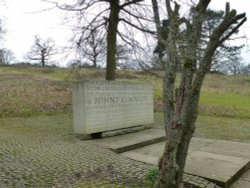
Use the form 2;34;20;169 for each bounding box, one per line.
0;117;154;187
1;116;240;188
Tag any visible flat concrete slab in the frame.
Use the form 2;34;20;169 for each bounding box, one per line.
198;140;250;159
121;150;249;187
93;128;165;153
186;151;249;187
188;137;216;153
121;142;250;188
121;138;250;188
95;130;250;188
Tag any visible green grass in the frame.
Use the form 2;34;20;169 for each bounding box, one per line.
195;115;250;142
0;65;249;141
153;113;250;142
199;91;250;118
199;74;250;118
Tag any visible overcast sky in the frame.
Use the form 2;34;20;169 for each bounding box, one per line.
1;0;250;66
2;0;73;66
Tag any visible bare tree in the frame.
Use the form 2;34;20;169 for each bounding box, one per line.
198;9;245;73
0;48;16;65
116;44;133;69
241;63;250;75
153;8;245;74
77;28;106;68
43;0;153;80
151;0;246;187
26;36;57;67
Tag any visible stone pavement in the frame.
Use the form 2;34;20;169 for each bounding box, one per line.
94;128;250;188
0;115;154;188
1;114;249;188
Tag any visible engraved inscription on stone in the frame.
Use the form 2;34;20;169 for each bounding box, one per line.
73;80;154;134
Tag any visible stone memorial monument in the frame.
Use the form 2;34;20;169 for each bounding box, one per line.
73;80;154;136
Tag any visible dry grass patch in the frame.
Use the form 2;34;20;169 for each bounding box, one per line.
0;73;71;117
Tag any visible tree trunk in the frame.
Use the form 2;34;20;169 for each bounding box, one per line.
156;75;200;188
151;0;246;187
41;50;45;67
106;0;120;80
93;54;97;68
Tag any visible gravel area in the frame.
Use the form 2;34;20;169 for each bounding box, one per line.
0;114;220;188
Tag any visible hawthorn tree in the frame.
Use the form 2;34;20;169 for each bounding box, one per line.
153;8;245;74
151;0;246;187
196;8;245;73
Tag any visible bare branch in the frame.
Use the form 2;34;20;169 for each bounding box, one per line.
219;15;247;44
121;7;154;22
42;0;103;12
117;30;139;48
151;0;161;35
225;2;230;16
173;2;180;15
119;18;155;34
138;62;163;78
180;17;192;30
196;0;211;13
165;0;172;15
120;0;144;9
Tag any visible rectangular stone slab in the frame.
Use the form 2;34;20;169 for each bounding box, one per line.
119;139;250;188
73;80;154;134
93;128;165;153
185;151;249;188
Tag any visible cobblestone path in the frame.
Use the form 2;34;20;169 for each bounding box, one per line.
0;114;220;188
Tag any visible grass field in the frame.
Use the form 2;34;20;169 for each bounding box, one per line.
0;65;250;142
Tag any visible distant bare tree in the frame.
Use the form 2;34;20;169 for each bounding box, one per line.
116;44;133;69
0;48;16;65
77;28;106;68
241;63;250;75
211;45;244;74
26;36;57;67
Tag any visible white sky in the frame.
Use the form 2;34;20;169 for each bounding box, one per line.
1;0;250;66
2;0;73;66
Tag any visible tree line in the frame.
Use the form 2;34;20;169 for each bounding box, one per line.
0;1;249;75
